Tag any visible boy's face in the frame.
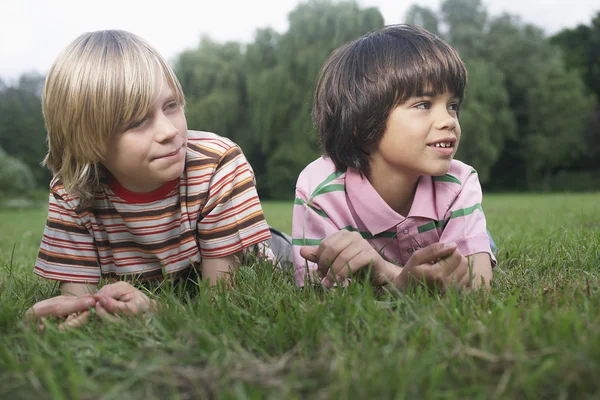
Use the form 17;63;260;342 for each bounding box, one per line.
370;91;461;179
102;72;188;193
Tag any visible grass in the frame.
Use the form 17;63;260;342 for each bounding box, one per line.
1;193;599;399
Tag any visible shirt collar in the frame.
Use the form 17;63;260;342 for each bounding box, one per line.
346;168;438;235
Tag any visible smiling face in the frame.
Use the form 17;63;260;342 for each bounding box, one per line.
369;91;461;180
102;70;188;193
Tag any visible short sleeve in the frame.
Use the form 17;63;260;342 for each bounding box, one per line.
196;145;271;258
34;192;101;284
439;171;497;266
291;187;341;287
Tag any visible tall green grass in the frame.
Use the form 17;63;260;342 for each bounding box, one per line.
1;193;599;398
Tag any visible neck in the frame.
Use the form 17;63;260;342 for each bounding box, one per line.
368;158;419;216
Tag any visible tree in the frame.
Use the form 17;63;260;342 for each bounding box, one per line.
482;15;595;188
523;60;595;188
0;146;36;196
262;0;384;198
408;1;516;185
174;0;383;198
457;59;516;183
551;12;600;171
0;73;49;187
405;5;439;35
440;0;488;59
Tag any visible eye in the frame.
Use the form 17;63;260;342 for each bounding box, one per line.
448;102;461;112
126;117;148;131
165;101;179;110
415;102;431;110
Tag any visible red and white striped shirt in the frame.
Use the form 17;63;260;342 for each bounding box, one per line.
35;130;272;284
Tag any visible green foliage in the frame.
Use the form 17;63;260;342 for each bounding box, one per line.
551;12;600;171
0;1;599;197
433;0;596;190
0;73;49;187
0;147;36;196
524;60;596;186
405;5;439;35
551;12;600;98
1;195;600;397
457;59;516;183
175;0;383;198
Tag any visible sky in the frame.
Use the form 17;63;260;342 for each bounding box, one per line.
1;0;598;82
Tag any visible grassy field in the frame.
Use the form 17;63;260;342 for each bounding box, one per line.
1;193;599;399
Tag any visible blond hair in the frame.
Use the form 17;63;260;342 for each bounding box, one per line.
42;30;185;203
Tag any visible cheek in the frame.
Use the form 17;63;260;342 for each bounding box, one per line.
113;137;149;162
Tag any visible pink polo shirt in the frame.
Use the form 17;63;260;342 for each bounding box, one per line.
292;156;496;287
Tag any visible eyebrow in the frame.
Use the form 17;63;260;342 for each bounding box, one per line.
413;91;460;100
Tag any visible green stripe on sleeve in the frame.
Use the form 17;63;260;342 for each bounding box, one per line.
311;170;345;197
312;184;345;197
418;203;482;232
294;197;330;218
450;203;482;219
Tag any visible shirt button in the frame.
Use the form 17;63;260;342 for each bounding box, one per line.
407;247;414;253
403;229;409;235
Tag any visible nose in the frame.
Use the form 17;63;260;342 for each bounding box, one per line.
434;107;458;132
154;113;179;143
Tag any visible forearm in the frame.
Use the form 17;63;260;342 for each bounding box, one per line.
201;252;242;286
60;282;97;297
380;261;406;292
467;253;493;291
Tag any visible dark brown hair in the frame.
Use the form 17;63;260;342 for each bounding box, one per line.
312;24;467;174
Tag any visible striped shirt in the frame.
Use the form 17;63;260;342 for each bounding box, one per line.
34;130;272;284
292;157;496;287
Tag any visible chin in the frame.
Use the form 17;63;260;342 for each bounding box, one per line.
429;163;452;176
161;163;185;181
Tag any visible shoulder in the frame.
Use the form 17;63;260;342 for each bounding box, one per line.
447;159;478;185
429;160;482;213
296;156;346;196
433;159;479;192
48;177;83;210
186;130;242;163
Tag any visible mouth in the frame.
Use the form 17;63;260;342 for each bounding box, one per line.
427;138;456;149
153;146;183;160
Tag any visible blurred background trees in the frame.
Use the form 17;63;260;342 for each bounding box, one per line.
1;0;598;198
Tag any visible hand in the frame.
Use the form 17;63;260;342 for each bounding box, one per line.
24;294;96;331
300;230;395;288
394;242;471;293
92;282;157;322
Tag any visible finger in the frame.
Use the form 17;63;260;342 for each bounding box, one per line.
97;294;145;316
95;303;120;323
134;297;157;314
329;244;363;279
436;250;464;279
95;281;135;300
58;310;91;332
95;294;121;314
317;232;356;275
323;246;378;288
25;296;96;322
300;247;318;263
411;242;457;266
